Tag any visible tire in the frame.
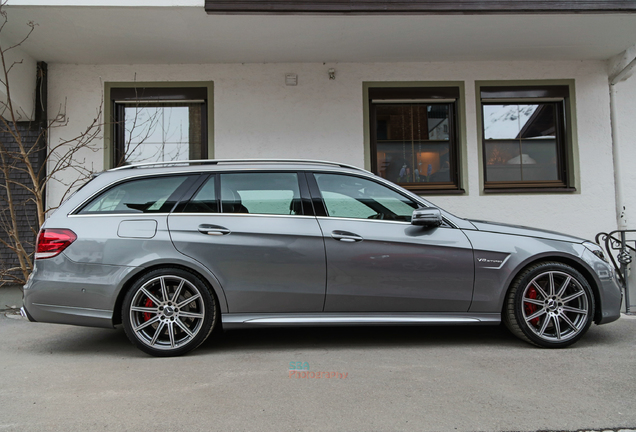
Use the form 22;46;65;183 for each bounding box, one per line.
503;262;595;348
122;268;217;357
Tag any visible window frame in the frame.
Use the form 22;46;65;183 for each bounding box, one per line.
104;82;214;169
365;84;465;195
477;82;577;193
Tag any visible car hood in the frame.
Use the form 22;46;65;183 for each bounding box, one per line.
468;219;586;243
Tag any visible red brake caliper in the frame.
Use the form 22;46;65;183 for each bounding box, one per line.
143;298;154;322
524;287;540;326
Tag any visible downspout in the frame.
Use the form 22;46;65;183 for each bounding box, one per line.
609;56;636;230
609;56;636;314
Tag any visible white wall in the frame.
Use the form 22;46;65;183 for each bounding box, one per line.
47;60;617;240
0;38;36;121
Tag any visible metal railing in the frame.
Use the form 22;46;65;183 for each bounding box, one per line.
595;229;635;314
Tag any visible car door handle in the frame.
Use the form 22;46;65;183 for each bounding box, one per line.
198;224;231;236
331;231;363;242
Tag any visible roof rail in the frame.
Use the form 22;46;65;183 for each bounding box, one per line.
108;158;372;174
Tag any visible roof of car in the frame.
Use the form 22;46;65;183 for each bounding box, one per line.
108;159;372;175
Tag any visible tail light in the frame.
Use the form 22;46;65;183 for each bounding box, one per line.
35;229;77;259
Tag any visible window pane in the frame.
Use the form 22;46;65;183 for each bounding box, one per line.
376;104;449;141
485;139;559;183
321;191;377;219
377;142;451;184
184;176;217;213
125;142;190;164
121;102;204;165
484;102;561;183
315;173;418;221
374;102;455;189
484;141;522;182
79;176;188;214
220;173;301;215
520;139;559;181
484;104;556;140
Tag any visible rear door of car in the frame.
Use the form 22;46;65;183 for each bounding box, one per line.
308;171;475;312
167;170;326;313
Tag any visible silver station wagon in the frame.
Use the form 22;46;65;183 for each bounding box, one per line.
23;160;622;356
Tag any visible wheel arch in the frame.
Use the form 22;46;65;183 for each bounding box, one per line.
502;254;602;324
112;260;228;326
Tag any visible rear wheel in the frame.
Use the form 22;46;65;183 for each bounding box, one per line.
122;268;217;357
504;262;595;348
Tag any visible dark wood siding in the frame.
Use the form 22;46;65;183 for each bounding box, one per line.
0;63;47;283
205;0;636;15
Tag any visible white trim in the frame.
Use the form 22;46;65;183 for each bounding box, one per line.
317;216;410;225
7;0;203;6
68;213;170;218
173;213;315;219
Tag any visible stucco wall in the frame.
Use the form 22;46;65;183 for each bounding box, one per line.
47;60;617;240
0;39;36;121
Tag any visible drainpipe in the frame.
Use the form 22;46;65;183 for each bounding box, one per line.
609;56;636;230
609;85;625;229
609;55;636;314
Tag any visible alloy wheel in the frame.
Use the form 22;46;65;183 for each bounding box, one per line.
521;270;590;342
129;275;206;350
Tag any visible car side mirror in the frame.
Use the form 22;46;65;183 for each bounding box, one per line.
411;208;442;228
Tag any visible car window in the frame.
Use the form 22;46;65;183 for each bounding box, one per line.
220;172;302;215
183;176;218;213
78;175;188;215
314;173;419;221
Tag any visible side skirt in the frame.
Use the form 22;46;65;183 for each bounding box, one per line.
221;312;500;329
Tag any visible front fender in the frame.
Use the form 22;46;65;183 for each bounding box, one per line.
464;230;596;314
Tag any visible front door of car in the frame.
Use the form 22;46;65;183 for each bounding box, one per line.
308;172;474;312
168;171;326;313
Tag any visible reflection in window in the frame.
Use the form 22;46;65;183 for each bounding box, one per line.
79;176;188;214
123;103;202;164
374;104;454;187
483;104;559;182
314;173;418;221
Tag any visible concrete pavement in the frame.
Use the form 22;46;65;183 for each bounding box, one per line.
0;285;21;310
1;312;635;431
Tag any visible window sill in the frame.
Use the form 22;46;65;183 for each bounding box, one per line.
483;187;576;194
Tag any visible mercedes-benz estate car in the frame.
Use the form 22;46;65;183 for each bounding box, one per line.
22;159;622;356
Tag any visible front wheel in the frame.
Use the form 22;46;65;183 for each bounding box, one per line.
504;262;595;348
122;268;217;357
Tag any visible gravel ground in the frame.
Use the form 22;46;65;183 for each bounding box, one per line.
1;312;635;432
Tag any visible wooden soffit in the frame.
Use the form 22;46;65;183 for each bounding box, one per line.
205;0;636;15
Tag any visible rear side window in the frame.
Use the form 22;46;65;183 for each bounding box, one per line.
220;172;302;215
78;175;189;214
